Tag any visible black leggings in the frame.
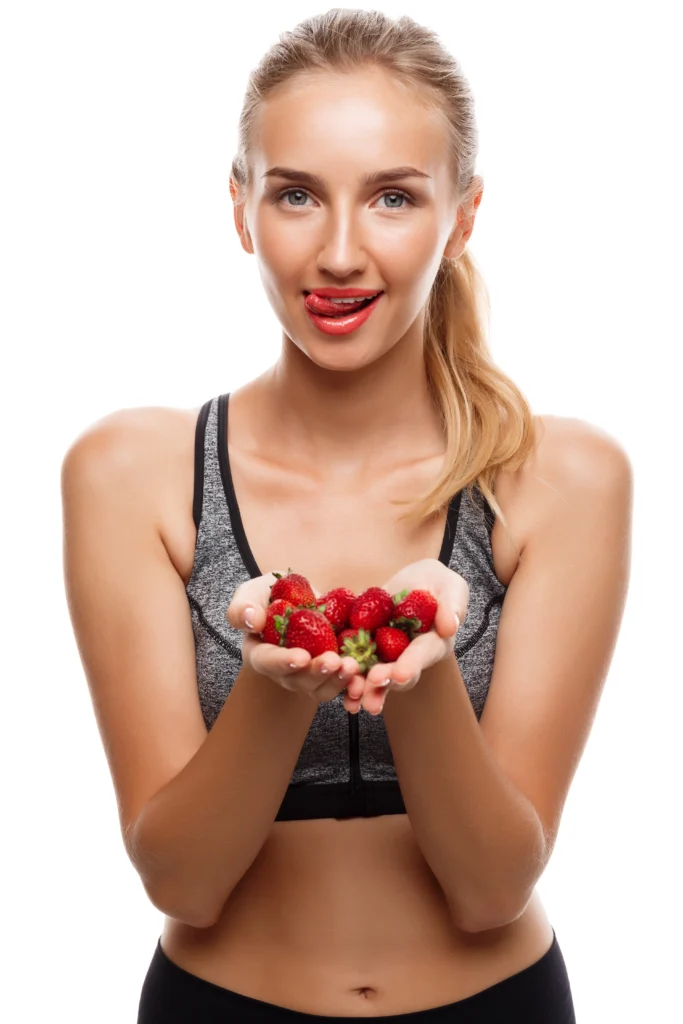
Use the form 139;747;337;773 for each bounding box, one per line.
137;927;576;1022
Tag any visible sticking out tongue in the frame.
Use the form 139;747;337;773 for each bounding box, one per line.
305;293;378;316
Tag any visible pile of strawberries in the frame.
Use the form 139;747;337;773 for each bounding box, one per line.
260;569;438;674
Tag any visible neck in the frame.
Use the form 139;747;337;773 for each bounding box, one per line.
256;323;446;481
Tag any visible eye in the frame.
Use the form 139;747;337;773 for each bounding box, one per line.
376;190;415;210
276;188;312;208
273;188;416;211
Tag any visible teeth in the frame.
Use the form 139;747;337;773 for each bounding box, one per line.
328;294;378;304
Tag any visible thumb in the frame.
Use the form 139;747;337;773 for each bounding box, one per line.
434;602;463;639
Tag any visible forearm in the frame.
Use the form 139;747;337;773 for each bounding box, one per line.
382;651;547;932
130;662;318;928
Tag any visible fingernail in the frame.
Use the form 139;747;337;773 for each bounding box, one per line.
453;612;461;632
379;696;387;713
379;678;392;688
244;607;256;629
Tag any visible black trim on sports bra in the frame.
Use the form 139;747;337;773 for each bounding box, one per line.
217;392;262;578
192;399;212;532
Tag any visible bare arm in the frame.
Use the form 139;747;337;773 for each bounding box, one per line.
130;660;319;927
61;408;319;929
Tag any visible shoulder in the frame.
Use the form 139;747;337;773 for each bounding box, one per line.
494;414;632;560
519;413;633;545
533;413;631;477
532;413;632;495
60;404;200;498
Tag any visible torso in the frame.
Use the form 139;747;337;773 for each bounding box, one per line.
151;382;556;1016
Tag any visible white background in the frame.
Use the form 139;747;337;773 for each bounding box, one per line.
2;2;681;1021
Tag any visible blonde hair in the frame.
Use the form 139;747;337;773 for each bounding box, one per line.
230;8;536;552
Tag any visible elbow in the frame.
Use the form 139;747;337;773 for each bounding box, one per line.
448;889;532;935
128;816;225;930
142;875;223;930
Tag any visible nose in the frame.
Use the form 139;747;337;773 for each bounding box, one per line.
315;205;369;280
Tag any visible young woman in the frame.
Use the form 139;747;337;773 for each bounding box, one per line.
62;9;631;1022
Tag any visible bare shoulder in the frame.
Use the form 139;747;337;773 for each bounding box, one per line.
509;414;632;552
532;412;632;479
62;403;199;478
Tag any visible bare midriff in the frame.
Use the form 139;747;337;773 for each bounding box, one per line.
155;393;554;1016
161;815;554;1015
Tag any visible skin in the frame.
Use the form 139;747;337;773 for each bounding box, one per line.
230;65;481;476
227;65;482;712
61;58;631;1012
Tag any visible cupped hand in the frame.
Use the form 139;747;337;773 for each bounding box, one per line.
226;571;366;705
347;558;470;717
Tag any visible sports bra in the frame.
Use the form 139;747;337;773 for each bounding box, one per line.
185;392;509;821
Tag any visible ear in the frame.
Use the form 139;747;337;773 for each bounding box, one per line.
229;177;254;255
443;178;484;261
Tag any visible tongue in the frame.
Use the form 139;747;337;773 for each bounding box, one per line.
305;294;375;316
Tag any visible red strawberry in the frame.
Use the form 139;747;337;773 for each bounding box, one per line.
270;568;317;608
391;588;438;639
337;627;379;674
261;598;295;646
349;587;394;631
374;625;411;662
283;608;338;657
316;587;356;632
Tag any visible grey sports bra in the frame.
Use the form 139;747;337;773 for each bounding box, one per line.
185;393;509;821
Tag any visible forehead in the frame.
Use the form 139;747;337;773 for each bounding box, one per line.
251;67;451;186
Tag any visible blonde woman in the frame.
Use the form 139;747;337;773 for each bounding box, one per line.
62;9;631;1022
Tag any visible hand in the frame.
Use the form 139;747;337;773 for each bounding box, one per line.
344;558;469;717
226;571;366;706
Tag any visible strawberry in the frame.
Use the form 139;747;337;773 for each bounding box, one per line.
349;587;394;632
270;568;317;608
374;625;411;662
391;588;438;640
337;627;379;674
261;598;295;646
282;608;339;657
316;587;356;632
337;627;359;655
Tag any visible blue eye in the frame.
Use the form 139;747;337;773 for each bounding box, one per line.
378;191;412;209
274;188;415;211
280;189;310;207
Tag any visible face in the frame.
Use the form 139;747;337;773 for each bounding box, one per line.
231;66;479;369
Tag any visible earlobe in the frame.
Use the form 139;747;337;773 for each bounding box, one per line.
241;225;254;254
232;208;254;254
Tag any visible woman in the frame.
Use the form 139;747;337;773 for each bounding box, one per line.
62;9;631;1022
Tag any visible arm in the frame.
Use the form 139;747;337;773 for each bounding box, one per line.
383;651;546;933
61;409;318;931
131;661;318;928
383;420;633;932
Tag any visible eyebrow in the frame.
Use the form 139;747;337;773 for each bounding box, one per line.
261;166;432;188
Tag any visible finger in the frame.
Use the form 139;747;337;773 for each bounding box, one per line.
226;570;285;631
251;642;311;678
434;601;463;639
310;651;342;678
338;655;361;683
343;687;363;714
345;672;366;701
396;632;449;685
365;662;395;688
361;681;389;716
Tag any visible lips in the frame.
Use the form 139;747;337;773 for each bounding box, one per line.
304;292;382;317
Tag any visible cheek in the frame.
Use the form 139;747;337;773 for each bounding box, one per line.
254;219;312;290
379;220;442;285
